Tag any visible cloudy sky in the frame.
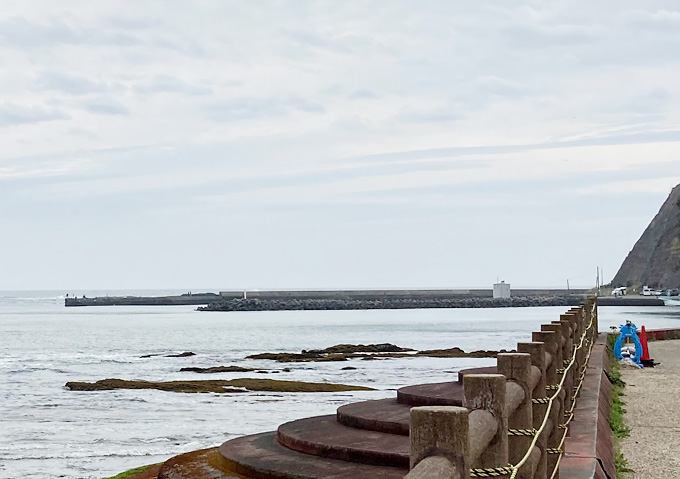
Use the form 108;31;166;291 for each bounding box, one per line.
1;1;680;291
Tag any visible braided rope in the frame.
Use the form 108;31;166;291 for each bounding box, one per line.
507;302;597;479
470;466;514;477
507;428;537;436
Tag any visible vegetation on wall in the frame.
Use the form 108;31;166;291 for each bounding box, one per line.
606;334;634;477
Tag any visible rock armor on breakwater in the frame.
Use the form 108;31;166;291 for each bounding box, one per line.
199;295;582;312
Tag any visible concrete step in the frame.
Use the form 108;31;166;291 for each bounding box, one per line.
218;432;408;479
336;398;410;435
277;415;409;468
457;366;497;381
157;447;240;479
396;381;463;406
396;366;497;406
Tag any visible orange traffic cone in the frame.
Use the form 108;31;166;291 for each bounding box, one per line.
639;326;654;366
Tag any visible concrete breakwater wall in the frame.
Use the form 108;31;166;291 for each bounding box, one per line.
218;288;587;299
64;293;220;307
64;289;590;308
199;295;586;311
596;296;664;306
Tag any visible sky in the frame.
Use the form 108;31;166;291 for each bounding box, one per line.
1;1;680;291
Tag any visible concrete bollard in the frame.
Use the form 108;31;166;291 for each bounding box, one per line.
406;456;465;479
534;330;564;479
409;406;470;479
497;353;534;479
532;331;557;387
546;401;562;479
463;374;508;469
553;319;572;361
567;310;587;388
558;317;575;413
518;342;547;479
590;298;599;333
541;324;565;368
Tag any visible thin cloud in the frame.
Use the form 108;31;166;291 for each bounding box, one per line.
0;103;68;127
34;71;108;96
204;96;324;122
575;177;680;195
133;74;213;96
82;98;130;116
348;88;379;100
394;105;465;123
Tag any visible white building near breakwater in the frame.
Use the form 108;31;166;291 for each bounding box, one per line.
493;281;511;299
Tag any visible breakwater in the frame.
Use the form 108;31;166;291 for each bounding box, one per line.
596;296;664;306
198;295;584;311
64;292;220;307
65;289;592;308
64;289;662;310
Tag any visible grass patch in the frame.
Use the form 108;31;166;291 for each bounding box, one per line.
102;463;159;479
606;334;634;477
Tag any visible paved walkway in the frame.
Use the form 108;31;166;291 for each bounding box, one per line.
620;339;680;478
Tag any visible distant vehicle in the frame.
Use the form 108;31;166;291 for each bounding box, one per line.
642;286;663;296
611;287;627;297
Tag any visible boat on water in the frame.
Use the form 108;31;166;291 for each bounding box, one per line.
662;297;680;306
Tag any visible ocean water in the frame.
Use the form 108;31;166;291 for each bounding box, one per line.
2;291;679;479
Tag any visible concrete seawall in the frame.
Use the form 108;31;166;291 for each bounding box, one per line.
65;289;591;308
561;334;615;479
64;293;220;307
218;288;588;299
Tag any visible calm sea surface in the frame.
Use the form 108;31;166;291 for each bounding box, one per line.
2;290;679;479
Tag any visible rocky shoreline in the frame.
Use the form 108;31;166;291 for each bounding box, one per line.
198;295;584;311
66;377;374;394
244;343;502;362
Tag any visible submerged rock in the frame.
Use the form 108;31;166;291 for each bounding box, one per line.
140;351;196;358
307;343;413;354
246;343;500;362
180;365;254;373
416;347;504;358
65;378;375;394
246;343;411;362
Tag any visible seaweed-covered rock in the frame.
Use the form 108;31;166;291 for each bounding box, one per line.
307;343;413;354
167;351;196;358
416;347;505;358
140;351;196;358
180;365;254;373
246;343;500;362
246;343;413;362
66;378;375;394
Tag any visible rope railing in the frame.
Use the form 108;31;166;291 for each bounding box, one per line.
509;302;596;479
406;297;599;479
